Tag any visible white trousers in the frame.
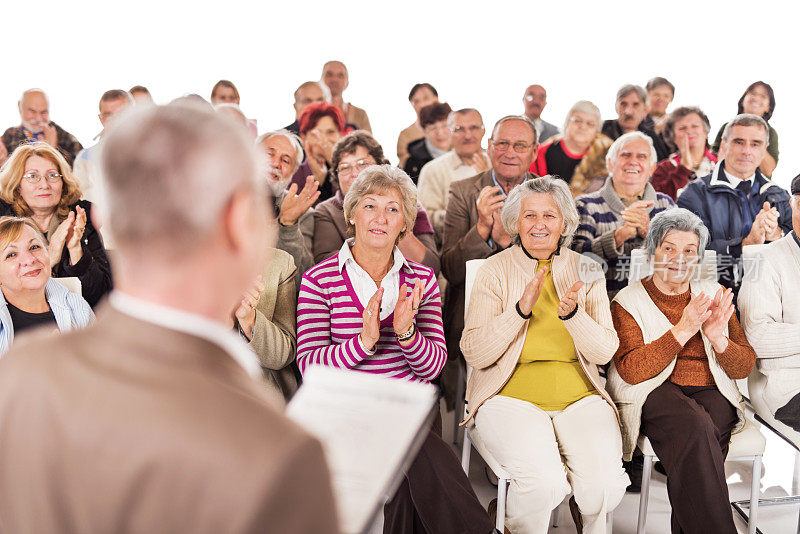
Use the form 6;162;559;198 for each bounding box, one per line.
473;394;629;534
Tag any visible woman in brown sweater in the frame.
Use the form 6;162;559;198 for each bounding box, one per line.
606;208;755;534
312;131;440;274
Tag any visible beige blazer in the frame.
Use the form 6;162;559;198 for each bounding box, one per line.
249;248;299;400
460;245;620;424
0;306;339;534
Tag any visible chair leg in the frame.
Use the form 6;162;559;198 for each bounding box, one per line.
749;455;761;534
496;478;507;531
637;455;653;534
460;431;471;474
453;361;464;445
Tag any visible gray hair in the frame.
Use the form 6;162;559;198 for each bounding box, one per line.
500;176;579;248
606;131;658;170
257;129;305;172
722;113;769;142
447;108;482;129
644;208;709;260
491;115;538;144
101;103;261;255
563;100;601;133
616;84;647;104
343;165;418;243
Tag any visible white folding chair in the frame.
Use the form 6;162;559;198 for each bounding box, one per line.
53;277;82;295
629;247;765;534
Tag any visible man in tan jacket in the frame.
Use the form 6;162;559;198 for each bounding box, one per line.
0;103;339;533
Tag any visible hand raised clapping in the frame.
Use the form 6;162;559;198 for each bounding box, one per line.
233;275;265;341
557;281;584;318
394;278;423;344
50;206;87;267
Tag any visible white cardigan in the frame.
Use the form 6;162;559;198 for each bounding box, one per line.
606;278;745;460
739;234;800;414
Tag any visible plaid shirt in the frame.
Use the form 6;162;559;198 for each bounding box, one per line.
2;122;83;166
572;176;675;298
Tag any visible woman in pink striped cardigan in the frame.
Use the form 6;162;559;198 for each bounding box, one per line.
297;165;495;534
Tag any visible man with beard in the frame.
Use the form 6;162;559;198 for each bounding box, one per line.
2;88;83;165
258;129;316;282
602;84;669;161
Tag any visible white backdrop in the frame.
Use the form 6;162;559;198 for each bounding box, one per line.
2;0;797;189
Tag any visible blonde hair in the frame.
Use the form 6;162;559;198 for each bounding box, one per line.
343;165;417;243
0;143;82;219
0;216;48;252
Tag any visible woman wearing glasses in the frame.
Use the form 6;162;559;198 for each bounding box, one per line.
0;143;111;307
313;131;440;274
403;102;453;182
529;101;614;197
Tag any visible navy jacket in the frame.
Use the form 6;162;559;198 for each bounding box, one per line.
677;161;792;262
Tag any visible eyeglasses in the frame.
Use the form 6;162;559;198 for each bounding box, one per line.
451;125;484;135
492;140;533;153
425;123;449;134
524;94;545;102
337;159;374;175
568;117;598;129
22;171;62;184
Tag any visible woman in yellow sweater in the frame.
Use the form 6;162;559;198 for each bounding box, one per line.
461;176;628;534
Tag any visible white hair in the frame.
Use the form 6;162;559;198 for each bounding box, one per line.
563;100;601;133
500;176;579;248
605;131;658;170
721;113;769;142
257;129;305;173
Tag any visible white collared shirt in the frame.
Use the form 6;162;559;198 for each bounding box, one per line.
109;291;262;380
337;239;410;321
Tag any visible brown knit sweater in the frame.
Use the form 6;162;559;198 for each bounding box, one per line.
611;277;755;386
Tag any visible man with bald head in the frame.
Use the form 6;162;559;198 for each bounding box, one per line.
285;81;326;135
0;103;338;533
322;60;371;132
523;84;559;143
2;88;83;165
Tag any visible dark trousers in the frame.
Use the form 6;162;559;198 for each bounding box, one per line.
641;381;739;534
775;391;800;432
383;410;493;534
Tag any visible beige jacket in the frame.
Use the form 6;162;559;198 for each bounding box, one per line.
459;245;619;424
248;248;299;400
0;305;338;533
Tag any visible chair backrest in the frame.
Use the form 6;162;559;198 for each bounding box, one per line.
464;259;487;322
628;248;718;284
53;277;82;295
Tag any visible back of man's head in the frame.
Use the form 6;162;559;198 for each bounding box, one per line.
101;103;264;260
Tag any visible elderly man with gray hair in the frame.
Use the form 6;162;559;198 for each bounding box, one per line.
0;104;339;532
2;88;83;166
677;113;792;289
573;131;675;298
258;129;316;281
601;84;669;161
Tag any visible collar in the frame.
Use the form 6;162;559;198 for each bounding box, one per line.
519;242;560;260
424;138;448;159
109;291;262;380
491;170;531;198
599;176;655;213
447;149;483;170
709;159;756;189
337;238;411;275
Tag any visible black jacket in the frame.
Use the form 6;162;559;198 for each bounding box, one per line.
0;200;112;307
403;138;434;183
601;119;670;161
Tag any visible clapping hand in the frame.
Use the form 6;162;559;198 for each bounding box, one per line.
280;177;320;225
518;265;549;316
557;281;584;318
621;200;654;238
233;275;265;340
360;287;384;351
49;207;87;267
394;278;423;345
701;287;734;352
671;291;712;345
